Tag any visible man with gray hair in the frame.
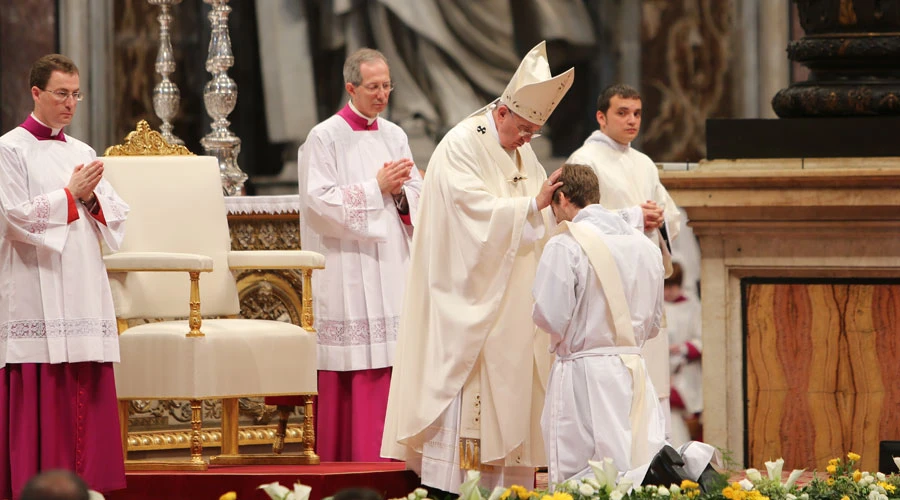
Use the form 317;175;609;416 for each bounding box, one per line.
290;47;422;461
382;41;573;493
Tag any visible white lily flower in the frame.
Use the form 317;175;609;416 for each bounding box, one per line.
459;470;484;500
610;490;624;500
670;485;681;495
487;487;505;500
567;480;580;490
293;483;312;500
799;494;809;500
633;486;644;494
658;486;670;496
414;489;429;498
259;481;292;499
739;479;755;491
585;478;601;490
408;493;417;500
786;494;797;500
745;468;763;483
614;478;634;494
579;483;596;496
766;458;785;481
589;458;618;489
876;472;886;482
784;468;806;489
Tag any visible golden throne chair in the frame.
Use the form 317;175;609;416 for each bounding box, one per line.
102;121;323;469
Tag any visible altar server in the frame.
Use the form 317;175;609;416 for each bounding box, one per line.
295;48;423;462
1;54;129;498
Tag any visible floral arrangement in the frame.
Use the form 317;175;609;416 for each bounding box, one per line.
218;453;900;500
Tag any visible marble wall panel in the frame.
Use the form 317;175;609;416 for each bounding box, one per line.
744;281;900;472
0;0;57;134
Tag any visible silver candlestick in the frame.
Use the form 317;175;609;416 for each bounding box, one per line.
200;0;247;195
149;0;184;145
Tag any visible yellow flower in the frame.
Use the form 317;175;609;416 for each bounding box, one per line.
681;480;700;490
847;452;861;462
827;478;835;486
829;458;841;467
723;484;745;500
501;489;512;500
853;470;862;482
827;465;837;474
878;482;897;493
219;493;237;500
511;485;531;499
841;496;849;500
551;492;573;500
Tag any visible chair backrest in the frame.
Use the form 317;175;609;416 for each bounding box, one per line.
102;155;241;318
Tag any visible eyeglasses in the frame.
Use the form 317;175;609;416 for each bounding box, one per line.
42;89;84;102
358;82;394;93
511;112;542;139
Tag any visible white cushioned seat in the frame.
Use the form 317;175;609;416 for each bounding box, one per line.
116;319;317;399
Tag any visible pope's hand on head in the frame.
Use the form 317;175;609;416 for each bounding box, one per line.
535;168;564;210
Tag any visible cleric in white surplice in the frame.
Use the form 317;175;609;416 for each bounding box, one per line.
0;54;129;498
532;163;667;486
294;48;423;461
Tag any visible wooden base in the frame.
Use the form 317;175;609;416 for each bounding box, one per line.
125;459;208;471
209;453;321;466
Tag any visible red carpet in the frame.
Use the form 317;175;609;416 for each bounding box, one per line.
104;462;421;500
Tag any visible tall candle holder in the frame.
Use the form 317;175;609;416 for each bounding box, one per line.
200;0;247;195
148;0;184;145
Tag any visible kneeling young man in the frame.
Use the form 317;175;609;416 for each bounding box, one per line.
533;163;667;485
534;164;721;490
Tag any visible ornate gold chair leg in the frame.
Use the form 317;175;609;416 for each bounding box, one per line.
189;399;204;465
301;395;319;463
221;397;239;455
118;400;130;461
273;405;292;455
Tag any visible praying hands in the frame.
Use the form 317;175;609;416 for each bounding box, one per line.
377;158;414;195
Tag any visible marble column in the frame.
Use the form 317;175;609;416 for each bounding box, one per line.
59;0;115;148
757;0;790;118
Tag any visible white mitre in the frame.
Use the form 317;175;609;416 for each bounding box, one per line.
499;41;575;126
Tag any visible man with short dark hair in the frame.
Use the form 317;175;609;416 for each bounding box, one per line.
19;470;90;500
567;83;681;433
294;47;422;461
533;163;667;485
0;54;129;498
